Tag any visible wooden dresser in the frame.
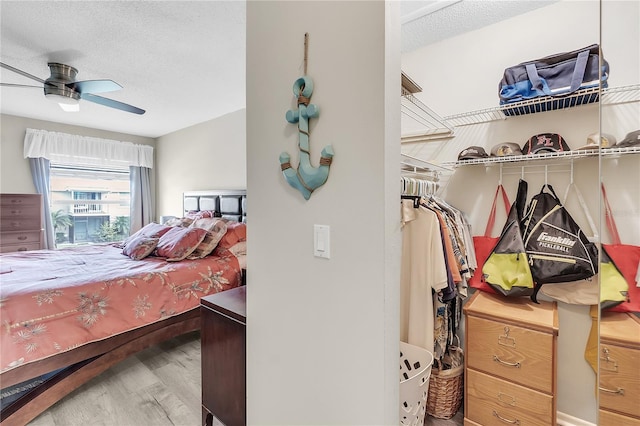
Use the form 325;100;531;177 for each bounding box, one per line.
0;193;44;253
463;291;559;426
599;311;640;426
201;286;246;426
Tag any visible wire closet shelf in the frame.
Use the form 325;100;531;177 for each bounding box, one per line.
443;84;640;127
442;146;640;168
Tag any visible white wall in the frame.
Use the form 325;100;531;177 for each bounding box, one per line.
155;108;247;218
400;1;639;423
246;1;400;424
0;114;156;194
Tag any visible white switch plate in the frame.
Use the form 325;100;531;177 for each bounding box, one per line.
314;224;330;259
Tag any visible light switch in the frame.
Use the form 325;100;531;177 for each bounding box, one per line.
314;224;330;259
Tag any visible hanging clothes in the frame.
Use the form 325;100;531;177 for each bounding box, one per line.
400;199;448;351
400;172;474;363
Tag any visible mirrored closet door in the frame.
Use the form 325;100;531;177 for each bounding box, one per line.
400;1;609;424
598;1;640;425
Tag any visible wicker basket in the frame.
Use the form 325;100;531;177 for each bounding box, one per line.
426;360;464;419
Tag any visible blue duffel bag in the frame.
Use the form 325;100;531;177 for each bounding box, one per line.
498;44;609;110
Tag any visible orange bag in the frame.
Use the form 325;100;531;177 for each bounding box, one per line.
602;184;640;313
469;184;510;294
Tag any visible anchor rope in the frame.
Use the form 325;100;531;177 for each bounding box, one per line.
304;33;308;75
298;123;310;156
298;95;310;106
296;168;315;194
320;157;332;166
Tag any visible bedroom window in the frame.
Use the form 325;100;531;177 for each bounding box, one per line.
49;164;130;246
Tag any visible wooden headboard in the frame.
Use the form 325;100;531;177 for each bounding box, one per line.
183;190;246;222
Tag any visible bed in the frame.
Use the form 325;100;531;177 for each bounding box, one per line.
0;189;246;426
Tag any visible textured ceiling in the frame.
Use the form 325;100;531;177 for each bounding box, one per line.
0;1;555;138
401;1;556;53
0;1;246;138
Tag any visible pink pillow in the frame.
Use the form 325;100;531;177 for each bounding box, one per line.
123;222;172;247
228;241;247;257
217;222;246;249
155;227;208;261
123;235;160;260
190;217;226;232
164;217;194;227
185;210;216;220
188;219;228;259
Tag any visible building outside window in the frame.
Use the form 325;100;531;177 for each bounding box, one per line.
49;165;130;246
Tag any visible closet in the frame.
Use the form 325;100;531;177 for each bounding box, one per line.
400;1;639;425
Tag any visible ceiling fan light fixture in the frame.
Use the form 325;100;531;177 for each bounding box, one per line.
44;84;80;112
45;92;79;105
59;102;80;112
2;61;144;115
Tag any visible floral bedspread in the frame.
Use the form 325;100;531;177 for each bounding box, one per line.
0;243;241;373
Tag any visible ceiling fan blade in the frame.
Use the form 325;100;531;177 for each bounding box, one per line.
0;82;42;89
81;93;145;115
67;79;122;94
0;62;46;84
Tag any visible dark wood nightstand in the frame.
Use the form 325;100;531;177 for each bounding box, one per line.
201;286;246;426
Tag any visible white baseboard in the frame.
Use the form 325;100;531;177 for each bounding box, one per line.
557;411;597;426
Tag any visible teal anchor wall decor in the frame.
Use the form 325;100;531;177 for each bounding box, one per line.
279;33;334;200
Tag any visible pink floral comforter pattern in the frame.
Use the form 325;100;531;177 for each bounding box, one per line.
0;243;241;373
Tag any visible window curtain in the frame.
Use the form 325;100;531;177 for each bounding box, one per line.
29;157;56;249
130;166;154;234
23;128;154;243
23;128;153;168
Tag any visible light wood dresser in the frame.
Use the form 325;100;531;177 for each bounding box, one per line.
463;291;559;426
0;193;44;253
599;311;640;426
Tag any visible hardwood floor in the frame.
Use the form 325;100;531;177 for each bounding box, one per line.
425;410;464;426
28;332;203;426
27;331;462;426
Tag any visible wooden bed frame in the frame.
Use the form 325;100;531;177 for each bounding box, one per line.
1;310;200;426
0;189;247;426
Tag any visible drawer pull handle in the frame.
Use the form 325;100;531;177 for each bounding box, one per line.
17;247;28;252
493;355;520;368
498;326;516;348
18;236;27;240
599;386;625;396
497;392;516;406
492;410;520;425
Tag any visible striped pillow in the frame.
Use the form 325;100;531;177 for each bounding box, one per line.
155;227;208;261
188;219;228;259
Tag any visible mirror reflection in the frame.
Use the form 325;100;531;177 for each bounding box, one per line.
598;1;640;425
397;1;638;424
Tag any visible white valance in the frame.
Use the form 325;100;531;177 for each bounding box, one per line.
23;128;154;169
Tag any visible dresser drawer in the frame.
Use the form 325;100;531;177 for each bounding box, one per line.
0;218;42;232
467;315;554;393
0;242;42;253
1;204;42;220
600;409;640;426
0;230;41;245
0;230;41;252
0;204;40;219
466;369;553;426
0;194;42;209
599;344;640;417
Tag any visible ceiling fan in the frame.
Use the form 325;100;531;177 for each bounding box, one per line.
0;62;145;115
